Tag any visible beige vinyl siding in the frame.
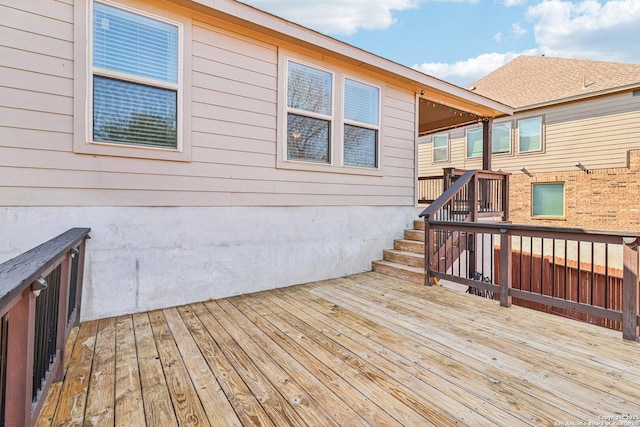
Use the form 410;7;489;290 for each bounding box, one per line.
420;91;640;176
0;0;417;207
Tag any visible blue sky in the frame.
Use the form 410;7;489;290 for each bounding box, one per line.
240;0;640;87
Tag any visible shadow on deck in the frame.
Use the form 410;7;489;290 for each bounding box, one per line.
38;272;640;426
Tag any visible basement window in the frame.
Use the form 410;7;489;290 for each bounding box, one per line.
532;182;564;217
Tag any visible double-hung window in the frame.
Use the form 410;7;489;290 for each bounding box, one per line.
492;122;511;154
432;134;449;163
466;128;482;158
286;61;333;163
518;117;543;153
344;78;380;168
91;1;180;149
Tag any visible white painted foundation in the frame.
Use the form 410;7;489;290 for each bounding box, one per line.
0;206;421;320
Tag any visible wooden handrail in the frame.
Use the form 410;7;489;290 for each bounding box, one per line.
0;228;90;313
0;228;90;427
423;220;640;341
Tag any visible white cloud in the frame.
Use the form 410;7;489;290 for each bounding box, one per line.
494;32;503;42
413;51;534;87
527;0;640;62
240;0;480;35
240;0;423;35
511;22;528;37
502;0;528;5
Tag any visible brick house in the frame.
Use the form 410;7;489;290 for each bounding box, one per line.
418;55;640;231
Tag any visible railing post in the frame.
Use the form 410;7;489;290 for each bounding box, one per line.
443;168;454;191
499;228;512;307
470;172;478;222
424;218;433;286
4;288;36;427
622;237;639;341
502;173;510;222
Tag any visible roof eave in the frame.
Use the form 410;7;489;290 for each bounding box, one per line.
171;0;513;118
514;83;640;112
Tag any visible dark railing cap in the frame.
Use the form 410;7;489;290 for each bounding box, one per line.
0;228;91;310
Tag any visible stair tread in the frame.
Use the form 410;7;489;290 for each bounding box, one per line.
372;260;424;273
383;249;423;258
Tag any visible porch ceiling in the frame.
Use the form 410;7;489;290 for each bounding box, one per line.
418;97;485;135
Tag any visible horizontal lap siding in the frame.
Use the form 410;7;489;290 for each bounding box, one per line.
0;3;417;207
419;92;640;175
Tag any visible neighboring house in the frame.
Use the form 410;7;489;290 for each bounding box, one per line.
0;0;510;320
418;55;640;231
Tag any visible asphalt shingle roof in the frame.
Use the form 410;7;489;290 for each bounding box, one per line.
470;55;640;109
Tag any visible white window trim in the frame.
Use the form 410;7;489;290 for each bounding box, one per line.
342;75;381;170
517;116;544;154
74;0;192;162
432;133;449;163
276;52;383;176
531;182;565;218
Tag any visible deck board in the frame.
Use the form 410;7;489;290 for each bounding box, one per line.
39;272;640;426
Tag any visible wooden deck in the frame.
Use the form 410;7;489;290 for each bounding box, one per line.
37;272;640;426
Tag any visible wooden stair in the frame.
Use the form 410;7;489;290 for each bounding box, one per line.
372;220;426;285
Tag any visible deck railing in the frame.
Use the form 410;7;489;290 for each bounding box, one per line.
0;228;90;427
421;220;640;341
417;176;444;204
420;169;509;222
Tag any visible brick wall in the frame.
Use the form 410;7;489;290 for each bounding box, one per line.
508;149;640;231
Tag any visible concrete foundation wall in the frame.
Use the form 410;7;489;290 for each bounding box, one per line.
0;206;421;320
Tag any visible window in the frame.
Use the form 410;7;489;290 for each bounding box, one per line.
492;122;511;154
286;60;333;163
532;183;564;217
518;117;543;153
432;134;449;162
466;128;482;158
91;2;180;149
344;78;380;168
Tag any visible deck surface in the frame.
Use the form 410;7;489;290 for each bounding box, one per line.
37;272;640;426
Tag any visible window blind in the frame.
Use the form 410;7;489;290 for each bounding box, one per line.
93;2;178;84
344;78;379;125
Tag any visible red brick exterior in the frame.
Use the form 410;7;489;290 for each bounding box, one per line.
508;150;640;232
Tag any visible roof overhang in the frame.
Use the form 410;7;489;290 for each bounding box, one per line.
169;0;513;131
513;83;640;113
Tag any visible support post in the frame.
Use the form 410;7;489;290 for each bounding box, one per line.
622;238;639;341
500;229;512;307
482;117;493;171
